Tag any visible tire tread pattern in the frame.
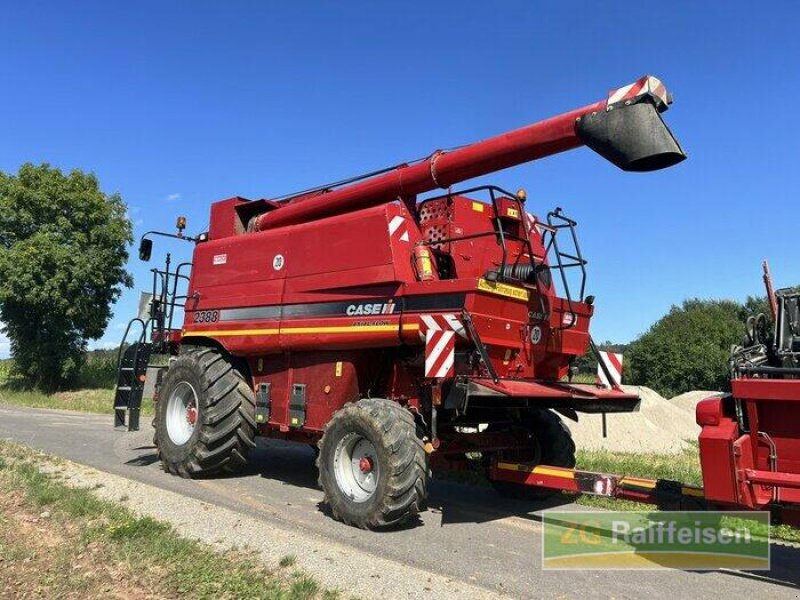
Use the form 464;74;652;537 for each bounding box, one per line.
317;398;428;529
156;347;256;478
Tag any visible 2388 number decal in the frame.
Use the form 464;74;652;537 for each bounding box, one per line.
193;310;219;324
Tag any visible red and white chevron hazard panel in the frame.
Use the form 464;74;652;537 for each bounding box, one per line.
419;314;467;379
596;351;623;388
607;75;668;109
418;313;467;340
388;215;410;242
425;328;455;379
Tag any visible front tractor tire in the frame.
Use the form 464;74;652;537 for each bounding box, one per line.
318;398;428;529
155;347;257;478
490;409;576;500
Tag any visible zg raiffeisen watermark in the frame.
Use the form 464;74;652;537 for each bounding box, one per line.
542;511;770;570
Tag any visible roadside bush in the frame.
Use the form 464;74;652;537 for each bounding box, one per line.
0;349;120;392
0;359;12;386
76;352;119;389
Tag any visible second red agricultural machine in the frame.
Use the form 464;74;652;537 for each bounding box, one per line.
490;264;800;528
114;75;702;529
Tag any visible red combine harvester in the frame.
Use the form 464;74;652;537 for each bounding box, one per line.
115;76;692;529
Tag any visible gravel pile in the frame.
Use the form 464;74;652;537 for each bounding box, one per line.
671;390;723;414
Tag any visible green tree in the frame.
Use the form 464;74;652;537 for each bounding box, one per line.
0;163;132;390
626;299;744;397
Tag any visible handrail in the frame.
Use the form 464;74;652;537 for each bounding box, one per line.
419;185;538;282
544;208;588;330
418;186;586;325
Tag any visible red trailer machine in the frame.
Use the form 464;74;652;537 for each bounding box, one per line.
695;272;800;526
115;76;686;528
490;265;800;527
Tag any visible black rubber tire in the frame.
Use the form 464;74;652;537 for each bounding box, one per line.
155;347;257;478
490;409;576;500
317;398;428;529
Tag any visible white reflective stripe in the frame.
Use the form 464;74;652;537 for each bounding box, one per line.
421;315;441;332
609;76;668;107
443;313;466;338
608;82;635;104
647;76;668;105
388;216;404;235
596;351;623;387
399;230;409;242
435;337;455;378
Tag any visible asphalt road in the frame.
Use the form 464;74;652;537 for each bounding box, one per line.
1;404;798;599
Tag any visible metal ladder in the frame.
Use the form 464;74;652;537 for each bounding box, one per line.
113;320;152;431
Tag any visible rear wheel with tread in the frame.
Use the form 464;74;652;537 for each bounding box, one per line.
317;398;428;529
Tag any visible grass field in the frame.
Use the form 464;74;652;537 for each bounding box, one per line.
0;440;335;599
577;443;703;488
0;387;154;417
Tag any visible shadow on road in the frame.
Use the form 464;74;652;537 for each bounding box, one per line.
124;445;160;467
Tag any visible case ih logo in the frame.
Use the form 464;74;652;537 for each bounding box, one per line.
346;301;397;316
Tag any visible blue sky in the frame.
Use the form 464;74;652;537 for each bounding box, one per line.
1;2;798;355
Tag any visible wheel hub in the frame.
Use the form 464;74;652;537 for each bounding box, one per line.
165;381;199;446
333;433;379;503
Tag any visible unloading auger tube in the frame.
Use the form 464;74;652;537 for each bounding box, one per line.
249;75;685;232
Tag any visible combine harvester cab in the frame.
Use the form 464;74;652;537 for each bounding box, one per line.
114;76;687;529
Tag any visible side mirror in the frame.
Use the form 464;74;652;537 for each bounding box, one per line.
138;238;153;262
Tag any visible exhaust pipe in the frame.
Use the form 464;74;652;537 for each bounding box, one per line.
576;77;687;172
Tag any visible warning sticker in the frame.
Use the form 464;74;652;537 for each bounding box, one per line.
477;278;529;301
213;254;227;265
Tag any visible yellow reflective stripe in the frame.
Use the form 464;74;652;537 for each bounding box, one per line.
183;328;279;337
496;462;576;479
532;466;576;479
619;477;657;489
281;325;397;334
183;323;420;338
497;461;529;471
682;486;705;498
